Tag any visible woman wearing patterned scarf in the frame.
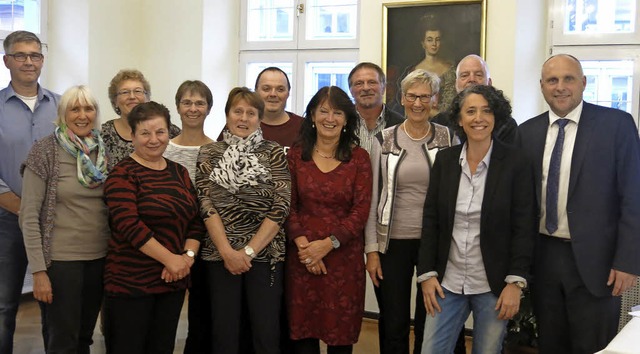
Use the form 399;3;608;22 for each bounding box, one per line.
19;85;109;353
196;87;291;353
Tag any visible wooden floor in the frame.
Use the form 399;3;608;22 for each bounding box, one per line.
15;295;453;354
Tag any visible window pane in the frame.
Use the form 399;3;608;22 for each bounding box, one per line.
245;62;294;110
582;60;633;113
304;61;355;108
306;0;357;40
247;0;294;42
565;0;635;33
0;0;40;33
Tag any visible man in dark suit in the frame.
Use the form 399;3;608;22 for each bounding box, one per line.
348;62;404;154
519;54;640;353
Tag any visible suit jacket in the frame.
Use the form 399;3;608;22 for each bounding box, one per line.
519;102;640;297
417;139;536;297
384;105;405;128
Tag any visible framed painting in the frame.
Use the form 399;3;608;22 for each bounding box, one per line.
383;0;487;115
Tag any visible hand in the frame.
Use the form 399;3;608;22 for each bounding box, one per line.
306;260;327;275
221;249;252;275
298;238;332;266
608;269;638;296
32;271;53;304
366;252;383;287
161;254;191;282
495;283;522;320
421;277;444;317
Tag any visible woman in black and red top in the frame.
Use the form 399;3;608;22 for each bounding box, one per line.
103;101;204;354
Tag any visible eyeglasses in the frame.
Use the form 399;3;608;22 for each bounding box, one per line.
117;88;147;97
6;52;44;62
180;100;208;108
404;93;433;103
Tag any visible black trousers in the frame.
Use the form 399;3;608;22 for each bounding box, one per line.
207;261;283;354
292;338;352;354
184;256;212;354
40;259;104;354
376;239;426;354
533;235;621;354
105;289;185;354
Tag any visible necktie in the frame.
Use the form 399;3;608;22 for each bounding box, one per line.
546;119;570;235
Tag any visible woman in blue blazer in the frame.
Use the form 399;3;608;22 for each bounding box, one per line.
417;85;536;354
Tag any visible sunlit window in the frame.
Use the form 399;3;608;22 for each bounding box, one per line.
564;0;635;33
582;60;633;113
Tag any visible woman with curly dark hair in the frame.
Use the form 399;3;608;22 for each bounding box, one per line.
418;85;536;353
286;86;372;354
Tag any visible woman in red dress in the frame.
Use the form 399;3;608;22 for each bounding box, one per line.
286;86;372;354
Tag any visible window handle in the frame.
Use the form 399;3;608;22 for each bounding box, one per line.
297;3;304;16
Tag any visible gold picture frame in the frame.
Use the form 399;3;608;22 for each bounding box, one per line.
382;0;487;113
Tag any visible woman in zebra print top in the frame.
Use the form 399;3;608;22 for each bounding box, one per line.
196;87;291;353
103;101;205;354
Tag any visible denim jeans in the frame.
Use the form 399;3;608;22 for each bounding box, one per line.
421;288;507;354
0;212;28;354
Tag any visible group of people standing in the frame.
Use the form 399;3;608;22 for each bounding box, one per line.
1;28;639;354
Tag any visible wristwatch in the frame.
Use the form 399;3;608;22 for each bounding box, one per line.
329;235;340;249
244;245;257;259
513;281;527;290
183;249;196;259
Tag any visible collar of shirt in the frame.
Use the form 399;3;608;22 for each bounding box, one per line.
356;105;387;132
459;140;494;174
548;100;583;127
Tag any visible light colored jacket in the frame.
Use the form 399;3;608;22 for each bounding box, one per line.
365;122;457;253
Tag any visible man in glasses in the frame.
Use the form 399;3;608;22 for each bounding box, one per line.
0;30;59;354
432;54;519;145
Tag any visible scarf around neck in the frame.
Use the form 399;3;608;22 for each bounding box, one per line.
210;129;270;194
54;123;108;188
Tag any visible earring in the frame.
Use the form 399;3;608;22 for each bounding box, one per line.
312;123;315;128
115;107;121;115
343;127;346;133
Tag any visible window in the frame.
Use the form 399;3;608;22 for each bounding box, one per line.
240;0;358;114
550;0;640;123
0;0;46;88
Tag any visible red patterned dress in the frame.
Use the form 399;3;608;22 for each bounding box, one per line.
285;145;372;345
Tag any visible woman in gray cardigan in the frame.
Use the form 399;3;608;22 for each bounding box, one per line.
20;85;109;353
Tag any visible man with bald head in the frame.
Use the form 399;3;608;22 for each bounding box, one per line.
432;54;518;145
519;54;640;353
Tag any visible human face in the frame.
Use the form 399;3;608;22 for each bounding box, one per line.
312;100;346;141
3;41;43;87
64;101;97;138
455;57;490;92
256;70;290;114
116;79;148;118
349;68;384;110
401;83;433;124
458;93;495;144
178;91;209;129
540;55;586;117
226;99;261;138
131;115;170;161
423;30;441;56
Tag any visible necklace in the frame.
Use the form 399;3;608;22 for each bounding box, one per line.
402;121;431;141
314;148;335;159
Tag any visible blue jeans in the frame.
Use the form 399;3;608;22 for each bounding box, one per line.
421;288;507;354
0;212;28;354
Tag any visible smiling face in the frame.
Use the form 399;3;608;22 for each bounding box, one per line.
455;56;491;93
312;100;346;141
64;101;97;137
349;67;384;110
423;30;441;56
458;93;495;144
226;98;261;138
540;55;586;117
401;83;433;124
131;115;170;162
3;41;43;88
178;91;209;130
116;79;148;118
256;70;290;115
